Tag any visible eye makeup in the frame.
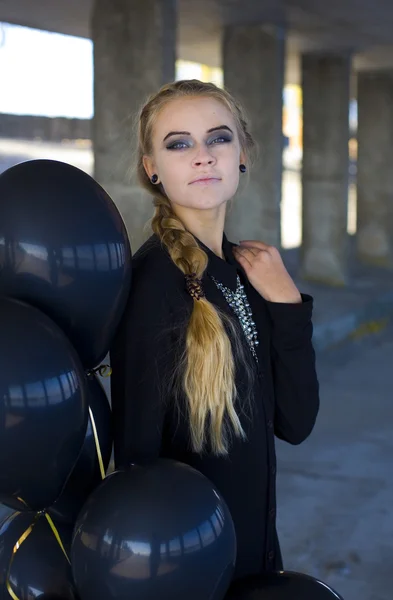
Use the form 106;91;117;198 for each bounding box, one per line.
165;128;233;151
166;139;191;150
207;132;233;145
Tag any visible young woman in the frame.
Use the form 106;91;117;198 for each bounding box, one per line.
110;79;320;580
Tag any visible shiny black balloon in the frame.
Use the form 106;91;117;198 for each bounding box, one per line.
0;296;88;512
0;509;78;599
49;374;113;524
71;459;237;600
225;571;344;599
0;159;132;369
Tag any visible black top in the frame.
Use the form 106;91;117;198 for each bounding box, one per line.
110;233;320;580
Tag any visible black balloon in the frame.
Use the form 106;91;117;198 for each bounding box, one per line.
225;571;344;599
0;509;78;599
71;459;237;600
0;296;88;512
0;159;132;368
50;374;113;524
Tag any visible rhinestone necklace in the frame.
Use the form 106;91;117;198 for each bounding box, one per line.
211;274;259;361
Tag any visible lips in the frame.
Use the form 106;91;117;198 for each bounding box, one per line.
189;176;221;185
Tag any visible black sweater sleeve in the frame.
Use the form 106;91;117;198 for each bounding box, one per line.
109;259;176;468
265;293;320;445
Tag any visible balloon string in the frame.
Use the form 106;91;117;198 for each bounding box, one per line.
6;512;39;600
6;509;71;600
4;512;22;600
87;364;112;378
89;406;106;480
44;513;71;565
16;497;28;508
85;365;110;480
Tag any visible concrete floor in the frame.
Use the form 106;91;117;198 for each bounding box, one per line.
276;318;393;600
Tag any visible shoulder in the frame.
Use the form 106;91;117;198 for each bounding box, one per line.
130;235;185;309
132;234;184;291
127;235;189;321
132;234;170;270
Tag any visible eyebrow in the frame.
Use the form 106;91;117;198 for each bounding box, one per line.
163;125;233;142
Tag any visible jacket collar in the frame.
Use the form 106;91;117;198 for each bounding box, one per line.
195;233;245;291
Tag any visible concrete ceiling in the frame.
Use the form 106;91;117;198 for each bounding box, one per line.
1;0;393;84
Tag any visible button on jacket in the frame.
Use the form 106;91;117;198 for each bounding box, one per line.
110;232;320;580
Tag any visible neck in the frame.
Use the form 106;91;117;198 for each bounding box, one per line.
172;205;226;259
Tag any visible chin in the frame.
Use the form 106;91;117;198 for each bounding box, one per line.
193;198;228;210
188;191;230;209
171;189;232;212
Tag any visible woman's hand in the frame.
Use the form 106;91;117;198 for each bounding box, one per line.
233;240;302;304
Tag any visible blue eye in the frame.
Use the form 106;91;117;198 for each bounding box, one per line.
166;140;189;150
210;135;232;145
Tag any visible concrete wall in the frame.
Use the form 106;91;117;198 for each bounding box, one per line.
0;113;91;141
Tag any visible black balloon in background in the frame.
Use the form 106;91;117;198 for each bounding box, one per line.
71;459;237;600
0;510;78;599
0;296;88;513
49;374;113;524
225;571;344;600
0;159;132;369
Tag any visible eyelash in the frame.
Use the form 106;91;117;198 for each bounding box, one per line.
166;136;232;150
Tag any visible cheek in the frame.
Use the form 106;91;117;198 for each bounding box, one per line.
155;156;183;190
218;147;241;181
157;159;187;202
164;161;183;181
226;169;240;194
159;153;187;176
215;143;240;169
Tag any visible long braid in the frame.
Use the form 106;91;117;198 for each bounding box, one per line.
151;196;244;454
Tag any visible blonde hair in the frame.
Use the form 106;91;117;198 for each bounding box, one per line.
136;79;256;455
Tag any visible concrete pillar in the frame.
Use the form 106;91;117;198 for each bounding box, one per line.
301;54;351;285
223;25;285;248
356;72;393;267
92;0;177;251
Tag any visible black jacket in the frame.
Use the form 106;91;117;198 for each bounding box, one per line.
110;233;320;580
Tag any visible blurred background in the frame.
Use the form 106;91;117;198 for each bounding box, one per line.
0;1;392;599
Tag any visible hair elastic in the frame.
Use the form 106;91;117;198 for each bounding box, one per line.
185;273;205;301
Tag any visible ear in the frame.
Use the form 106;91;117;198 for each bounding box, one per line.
142;155;157;180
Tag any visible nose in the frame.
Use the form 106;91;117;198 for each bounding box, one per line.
191;146;216;168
